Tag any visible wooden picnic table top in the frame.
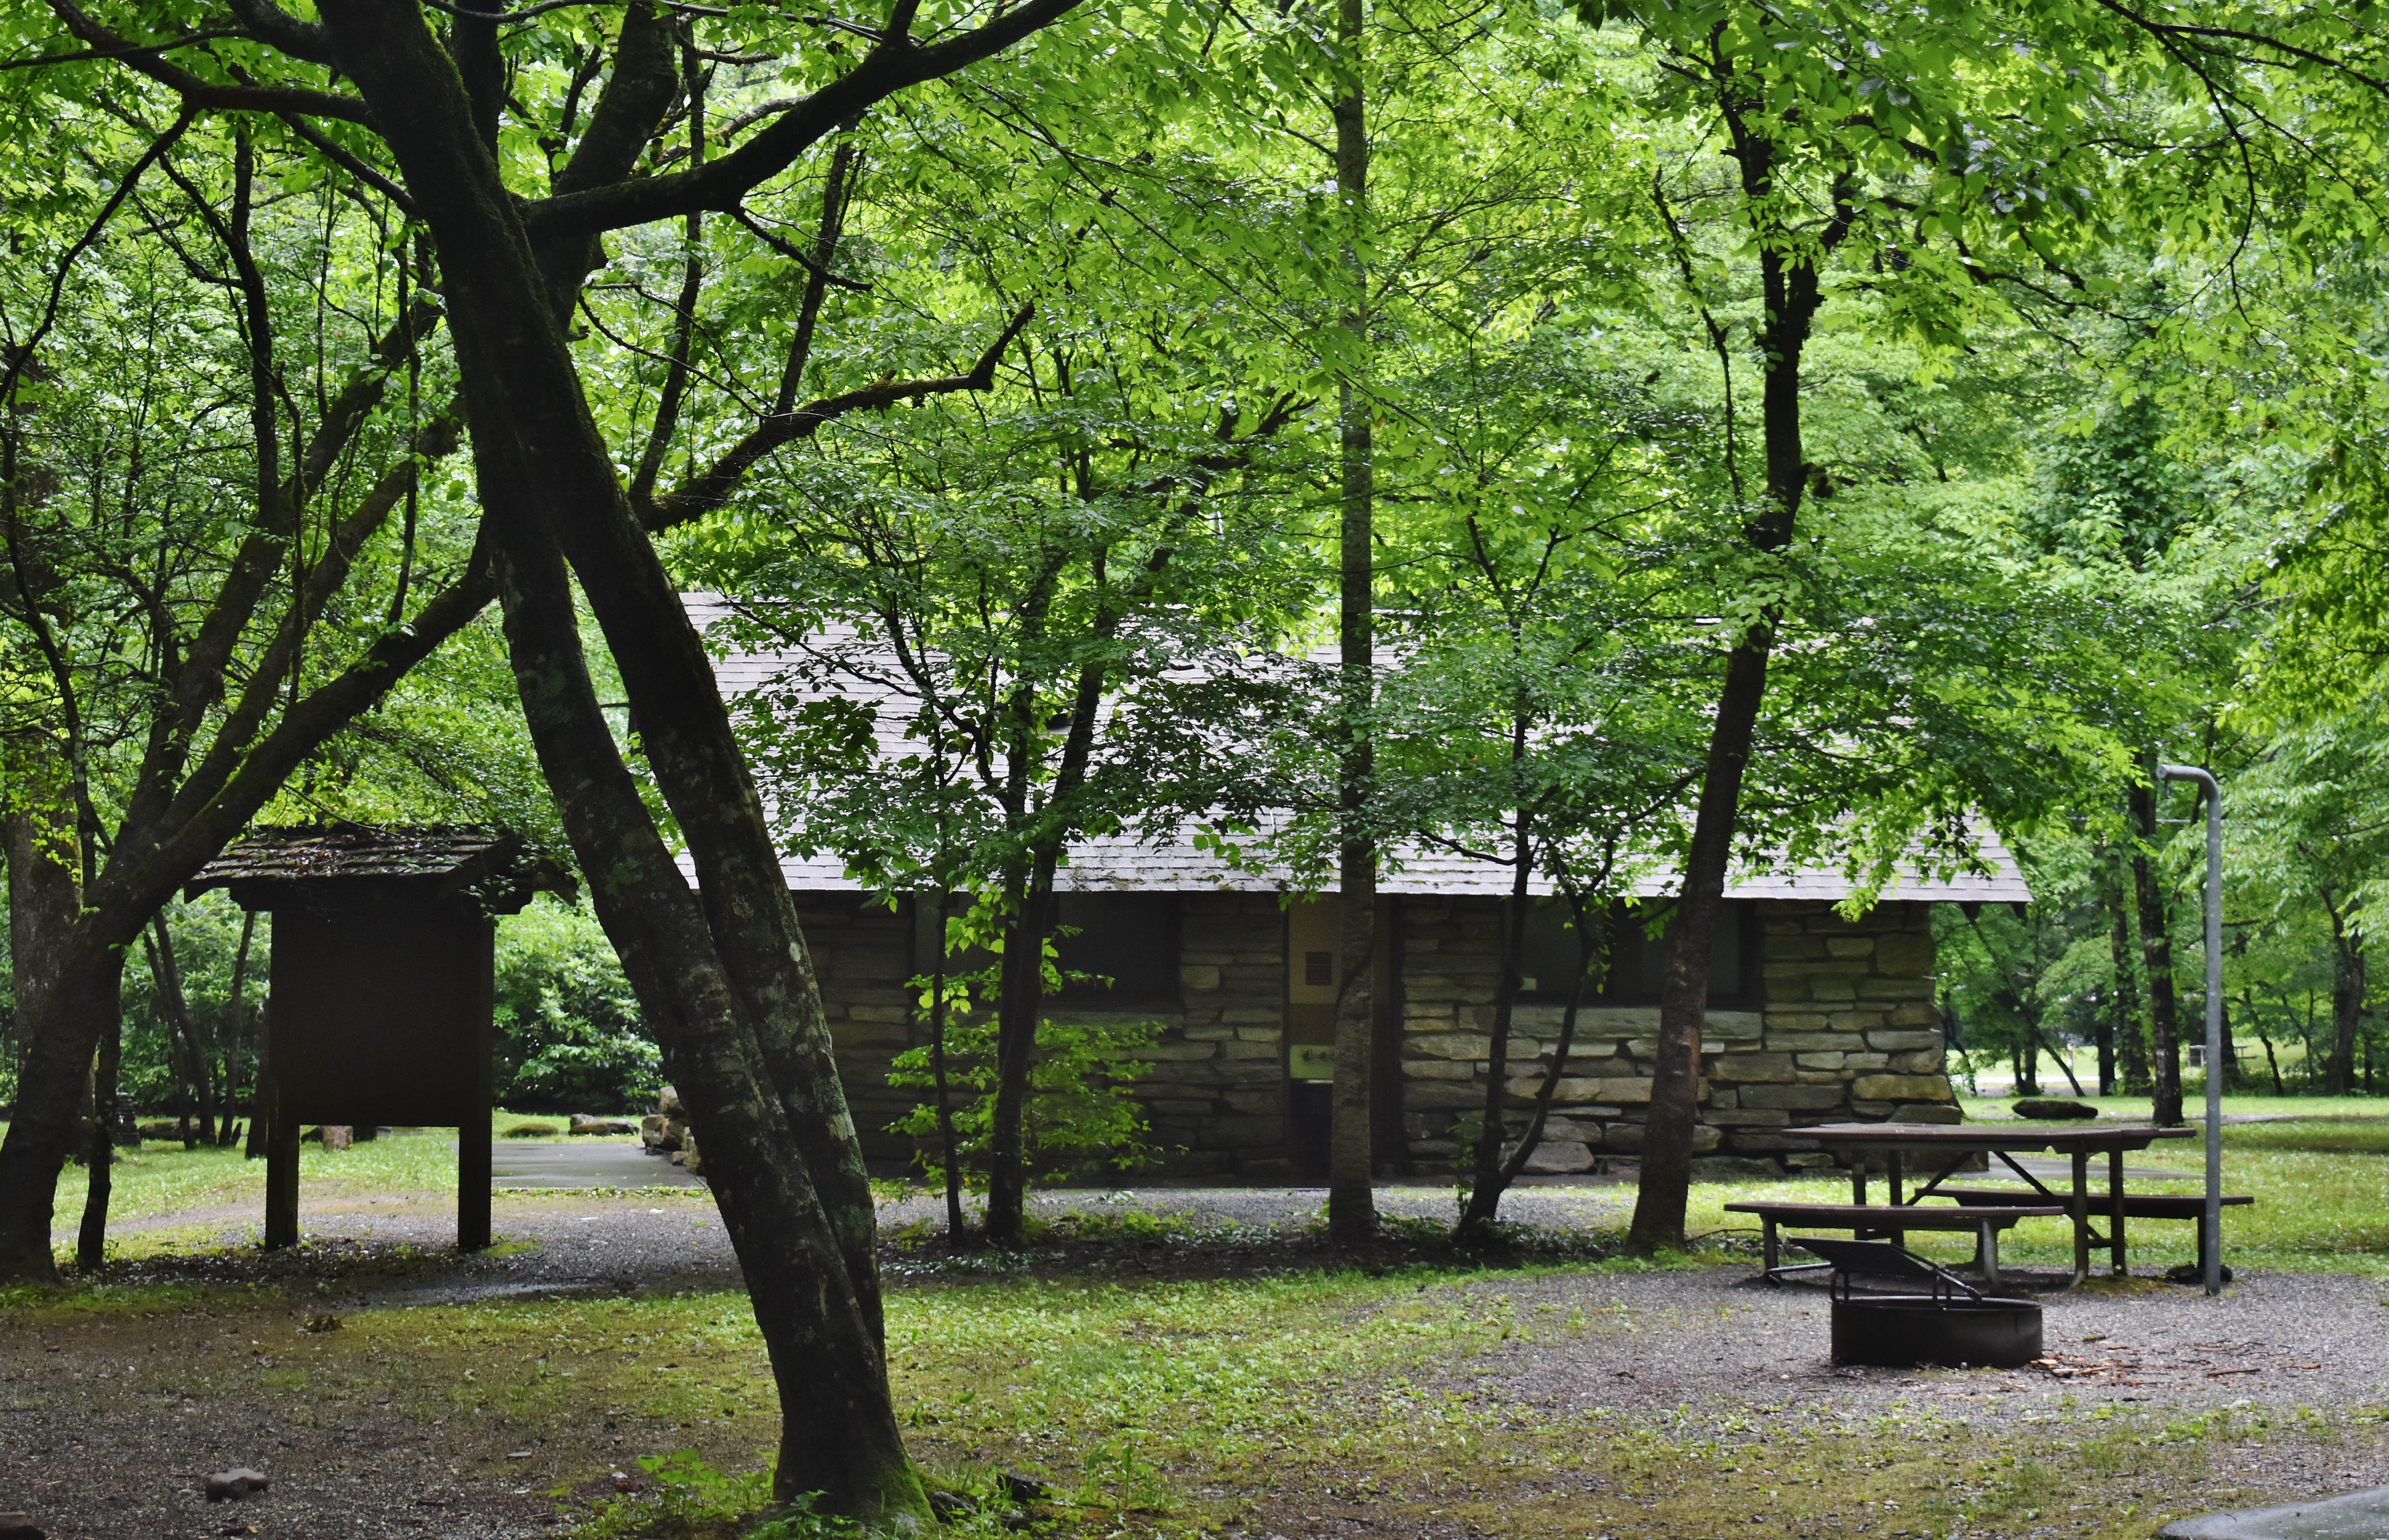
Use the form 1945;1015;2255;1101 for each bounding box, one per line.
1797;1122;2196;1153
1723;1200;2066;1223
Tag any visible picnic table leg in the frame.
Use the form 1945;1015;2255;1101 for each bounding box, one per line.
2108;1148;2127;1276
1979;1219;2002;1288
1763;1217;1780;1281
1851;1163;1867;1207
1887;1149;1905;1248
2070;1149;2090;1285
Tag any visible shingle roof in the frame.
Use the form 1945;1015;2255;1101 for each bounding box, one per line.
187;825;575;914
692;597;2032;905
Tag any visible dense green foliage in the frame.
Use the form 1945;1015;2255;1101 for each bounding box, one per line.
6;0;2389;1169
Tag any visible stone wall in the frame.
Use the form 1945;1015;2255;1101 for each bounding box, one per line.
1088;892;1290;1179
798;891;1292;1176
1396;897;1955;1176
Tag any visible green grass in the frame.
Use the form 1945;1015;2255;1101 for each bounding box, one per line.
11;1260;2356;1540
21;1115;649;1248
1956;1091;2389;1120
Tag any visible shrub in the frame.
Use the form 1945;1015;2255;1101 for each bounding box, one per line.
492;896;662;1112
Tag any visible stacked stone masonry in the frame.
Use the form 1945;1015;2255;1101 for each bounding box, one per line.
1399;897;1956;1175
799;892;1953;1179
802;893;1294;1179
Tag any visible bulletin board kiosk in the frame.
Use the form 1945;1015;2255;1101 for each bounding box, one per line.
187;826;570;1251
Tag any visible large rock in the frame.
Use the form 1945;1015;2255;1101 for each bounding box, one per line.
2012;1097;2098;1120
568;1114;636;1135
205;1470;270;1502
1517;1140;1594;1174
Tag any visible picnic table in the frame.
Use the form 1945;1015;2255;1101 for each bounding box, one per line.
1796;1121;2198;1285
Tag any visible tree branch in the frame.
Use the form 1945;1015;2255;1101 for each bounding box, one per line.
642;302;1033;532
523;0;1086;241
46;0;372;120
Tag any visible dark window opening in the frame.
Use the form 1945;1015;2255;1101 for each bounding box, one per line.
1052;893;1181;1005
1516;898;1756;1007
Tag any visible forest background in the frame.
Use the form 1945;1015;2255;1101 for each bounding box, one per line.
2;0;2388;1178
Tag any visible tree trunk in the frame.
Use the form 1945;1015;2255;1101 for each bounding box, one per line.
2329;922;2363;1097
1458;828;1533;1240
3;807;87;1281
987;628;1112;1248
1628;126;1845;1252
0;930;130;1282
75;983;125;1273
2048;1025;2084;1097
219;909;258;1146
1461;894;1600;1237
2102;857;2149;1093
986;851;1053;1248
2256;1013;2284;1095
1327;0;1377;1246
1632;642;1766;1250
146;913;217;1147
316;2;928;1513
2128;779;2183;1126
925;891;966;1246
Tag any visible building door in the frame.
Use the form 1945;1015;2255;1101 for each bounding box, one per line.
1286;898;1339;1179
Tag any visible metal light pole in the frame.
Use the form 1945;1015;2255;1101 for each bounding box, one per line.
2157;763;2225;1295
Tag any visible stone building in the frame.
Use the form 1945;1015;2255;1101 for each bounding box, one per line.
706;610;2029;1180
779;866;2023;1181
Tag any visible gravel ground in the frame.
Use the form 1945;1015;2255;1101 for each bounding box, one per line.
7;1183;2386;1540
1442;1266;2389;1417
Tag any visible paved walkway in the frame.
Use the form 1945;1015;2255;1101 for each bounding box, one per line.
488;1139;705;1190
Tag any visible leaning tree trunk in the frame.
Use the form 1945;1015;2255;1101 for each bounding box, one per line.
1627;120;1848;1252
318;2;925;1514
1631;642;1769;1249
2128;778;2184;1127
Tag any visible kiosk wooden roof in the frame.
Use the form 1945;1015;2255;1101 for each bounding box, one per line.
188;824;573;913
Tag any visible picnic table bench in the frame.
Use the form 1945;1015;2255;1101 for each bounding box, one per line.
1724;1199;2064;1286
1929;1188;2253;1279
